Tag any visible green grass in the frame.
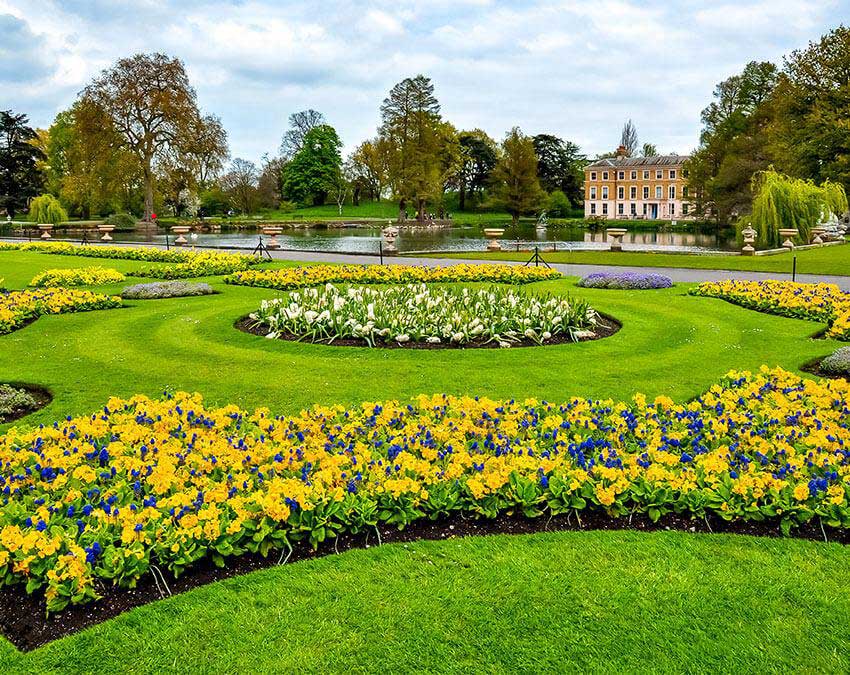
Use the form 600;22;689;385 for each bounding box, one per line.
424;242;850;277
2;530;847;673
1;248;848;671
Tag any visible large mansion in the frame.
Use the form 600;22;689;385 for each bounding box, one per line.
584;149;693;220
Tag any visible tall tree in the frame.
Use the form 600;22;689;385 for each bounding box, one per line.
184;114;229;189
379;75;445;221
770;26;850;197
620;120;638;156
82;53;204;221
492;127;544;225
347;137;391;202
455;130;498;210
0;110;44;218
257;154;284;209
282;124;343;206
280;109;325;160
221;158;259;214
640;143;658;157
531;134;586;205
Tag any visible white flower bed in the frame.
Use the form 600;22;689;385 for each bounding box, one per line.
250;283;598;347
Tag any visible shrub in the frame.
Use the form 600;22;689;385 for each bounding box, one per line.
252;283;597;346
0;384;37;420
28;194;68;225
0;367;847;612
0;288;122;334
578;272;673;290
104;213;137;229
546;190;572;218
30;267;126;288
121;281;215;300
821;347;850;376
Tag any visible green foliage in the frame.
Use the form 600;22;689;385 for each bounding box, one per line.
532;134;586;205
104;212;137;229
28;194;68;225
0;110;44;218
546;190;572;218
282;124;343;206
199;186;230;215
750;169;848;247
492;128;545;225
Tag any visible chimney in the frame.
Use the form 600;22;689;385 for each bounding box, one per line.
615;145;628;158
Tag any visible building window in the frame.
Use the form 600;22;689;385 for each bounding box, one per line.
671;203;676;215
590;187;597;199
655;186;662;199
602;186;609;199
683;169;689;178
630;186;637;199
683;204;689;215
602;203;608;215
643;186;649;199
643;170;650;179
618;203;624;215
618;171;624;180
602;171;609;180
656;170;662;179
682;186;689;198
669;169;676;179
617;186;624;199
590;203;597;214
643;204;647;215
630;203;636;215
631;170;637;179
669;185;676;199
590;172;597;181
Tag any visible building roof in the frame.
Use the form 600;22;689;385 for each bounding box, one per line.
586;154;688;170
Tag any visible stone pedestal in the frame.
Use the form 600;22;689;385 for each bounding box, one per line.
810;227;826;245
97;224;115;242
172;225;191;245
741;225;757;256
778;228;798;250
483;228;505;252
605;227;628;252
261;226;282;249
382;225;399;254
37;224;53;239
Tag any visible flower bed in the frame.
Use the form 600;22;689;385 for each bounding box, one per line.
578;272;673;290
3;242;258;278
0;289;122;334
249;284;597;347
691;280;850;340
226;263;561;290
30;267;126;288
121;281;215;300
0;385;38;422
821;347;850;376
0;367;847;612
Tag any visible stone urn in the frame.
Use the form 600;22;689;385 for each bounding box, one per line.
172;225;191;246
37;224;53;239
605;227;628;252
810;226;826;245
483;228;505;252
261;225;282;249
778;228;798;249
382;225;400;254
97;224;115;242
741;225;757;256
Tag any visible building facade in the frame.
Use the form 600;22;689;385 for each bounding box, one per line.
584;149;693;220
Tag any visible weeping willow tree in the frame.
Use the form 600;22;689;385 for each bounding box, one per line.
28;194;68;225
750;170;848;248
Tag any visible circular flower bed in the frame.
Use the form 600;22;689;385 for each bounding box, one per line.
247;283;604;347
578;272;673;290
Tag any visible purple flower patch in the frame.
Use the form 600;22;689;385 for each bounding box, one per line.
577;272;674;290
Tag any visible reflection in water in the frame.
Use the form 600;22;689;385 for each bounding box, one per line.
40;222;738;255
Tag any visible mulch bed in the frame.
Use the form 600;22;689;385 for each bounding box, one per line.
1;509;846;652
800;357;849;380
0;383;52;424
235;313;621;349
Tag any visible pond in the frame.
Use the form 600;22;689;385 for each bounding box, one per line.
14;222;739;255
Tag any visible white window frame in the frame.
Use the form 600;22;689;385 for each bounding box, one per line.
683;203;689;215
590;203;597;214
590;171;597;181
631;170;637;179
630;203;636;215
669;169;676;179
602;203;608;215
602;171;609;180
602;186;609;199
618;171;624;180
656;170;663;179
617;186;624;199
590;186;597;199
671;203;676;215
630;186;637;199
643;170;650;179
643;186;649;199
669;185;676;199
618;203;624;215
655;186;663;199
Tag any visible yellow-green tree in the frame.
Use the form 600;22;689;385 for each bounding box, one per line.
492;128;544;225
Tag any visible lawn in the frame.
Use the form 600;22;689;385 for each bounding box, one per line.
428;242;850;277
0;248;848;672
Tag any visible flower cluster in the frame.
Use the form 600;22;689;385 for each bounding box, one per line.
251;283;596;347
121;281;215;300
3;242;258;278
0;367;847;611
691;280;850;340
578;272;673;290
30;267;126;288
0;288;122;334
226;263;561;290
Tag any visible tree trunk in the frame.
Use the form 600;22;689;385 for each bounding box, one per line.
398;198;406;223
417;198;425;223
459;184;466;211
143;157;154;222
512;212;519;226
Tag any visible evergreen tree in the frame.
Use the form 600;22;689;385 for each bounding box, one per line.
0;110;44;218
492;127;544;225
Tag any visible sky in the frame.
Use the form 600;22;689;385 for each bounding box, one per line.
1;0;846;164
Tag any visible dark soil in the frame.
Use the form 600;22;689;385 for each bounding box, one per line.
1;509;845;652
801;357;849;380
0;383;52;424
234;313;621;349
